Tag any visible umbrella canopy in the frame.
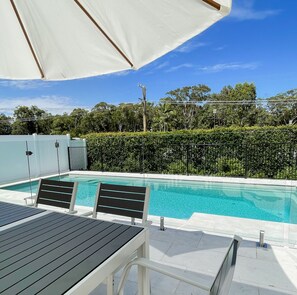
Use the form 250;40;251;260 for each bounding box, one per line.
0;0;231;81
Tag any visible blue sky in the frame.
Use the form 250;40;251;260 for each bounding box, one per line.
0;0;296;115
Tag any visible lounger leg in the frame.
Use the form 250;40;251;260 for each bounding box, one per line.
106;275;114;295
137;230;150;295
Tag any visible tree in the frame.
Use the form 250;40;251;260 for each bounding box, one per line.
206;83;257;127
162;85;211;130
69;108;89;135
11;106;49;135
85;102;115;132
0;114;12;135
267;89;297;126
51;113;73;135
152;99;178;131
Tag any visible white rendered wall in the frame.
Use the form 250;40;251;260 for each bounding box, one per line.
0;134;87;184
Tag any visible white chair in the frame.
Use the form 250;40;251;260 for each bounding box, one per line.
117;235;242;295
82;182;150;295
82;182;150;225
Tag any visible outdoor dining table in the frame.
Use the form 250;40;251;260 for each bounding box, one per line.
0;201;149;295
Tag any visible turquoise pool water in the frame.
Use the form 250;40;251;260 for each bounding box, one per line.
2;174;297;223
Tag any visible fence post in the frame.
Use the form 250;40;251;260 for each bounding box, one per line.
186;144;189;176
100;145;103;171
141;138;145;174
67;147;71;171
244;142;248;179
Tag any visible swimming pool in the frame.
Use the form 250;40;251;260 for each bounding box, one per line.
2;174;297;223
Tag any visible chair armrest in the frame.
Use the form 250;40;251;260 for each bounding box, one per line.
80;211;93;217
117;258;210;295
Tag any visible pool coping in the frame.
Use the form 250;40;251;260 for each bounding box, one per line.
1;170;297;188
69;170;297;187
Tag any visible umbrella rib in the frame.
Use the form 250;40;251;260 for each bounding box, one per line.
74;0;134;68
10;0;45;79
202;0;221;10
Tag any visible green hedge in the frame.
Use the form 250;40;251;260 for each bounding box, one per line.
84;126;297;179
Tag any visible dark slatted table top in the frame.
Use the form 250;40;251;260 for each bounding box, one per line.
0;212;143;295
0;201;45;227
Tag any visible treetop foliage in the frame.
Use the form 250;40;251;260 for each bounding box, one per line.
1;82;297;136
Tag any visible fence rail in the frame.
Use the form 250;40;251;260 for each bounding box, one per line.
88;142;297;180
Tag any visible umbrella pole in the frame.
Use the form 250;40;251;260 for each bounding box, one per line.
202;0;221;10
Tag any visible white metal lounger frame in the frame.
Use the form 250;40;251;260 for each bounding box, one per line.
117;235;242;295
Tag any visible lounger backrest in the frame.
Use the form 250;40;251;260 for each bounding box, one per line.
93;183;150;224
35;179;78;212
210;235;241;295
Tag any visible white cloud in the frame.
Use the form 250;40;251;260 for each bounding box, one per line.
0;96;89;116
110;70;131;76
0;80;52;90
175;41;207;53
199;62;258;73
155;62;170;70
165;63;194;73
230;0;281;21
100;69;134;78
213;46;226;51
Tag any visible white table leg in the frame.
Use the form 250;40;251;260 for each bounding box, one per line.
137;230;150;295
106;275;114;295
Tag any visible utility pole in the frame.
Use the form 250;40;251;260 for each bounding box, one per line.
138;84;147;132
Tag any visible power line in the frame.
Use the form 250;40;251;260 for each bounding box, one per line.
159;99;297;106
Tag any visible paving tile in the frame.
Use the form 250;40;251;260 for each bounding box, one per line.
229;281;259;295
256;244;279;262
115;279;137;295
238;239;257;259
174;270;212;295
271;246;297;266
162;243;225;275
150;227;203;248
150;269;180;294
259;286;297;295
150;238;173;261
197;233;231;252
175;283;208;295
235;256;297;293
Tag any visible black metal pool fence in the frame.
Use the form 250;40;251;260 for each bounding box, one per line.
79;142;297;180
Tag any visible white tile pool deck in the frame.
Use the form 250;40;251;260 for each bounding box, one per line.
0;189;297;295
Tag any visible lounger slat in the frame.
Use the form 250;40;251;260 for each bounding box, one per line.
40;184;73;194
101;183;146;194
37;198;70;209
98;196;144;212
98;205;143;219
100;189;146;201
38;190;72;203
40;179;74;188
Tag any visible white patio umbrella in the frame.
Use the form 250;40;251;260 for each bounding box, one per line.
0;0;231;81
